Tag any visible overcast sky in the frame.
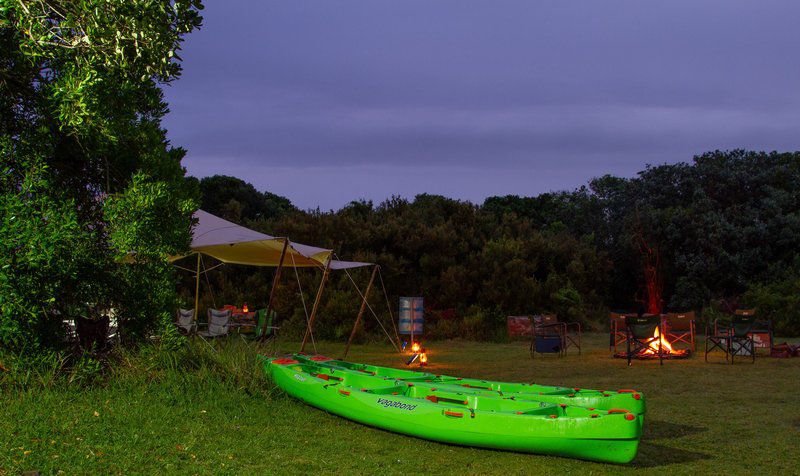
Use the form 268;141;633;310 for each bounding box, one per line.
162;1;800;210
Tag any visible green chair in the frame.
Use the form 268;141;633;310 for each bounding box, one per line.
253;309;279;341
625;314;664;366
705;314;757;364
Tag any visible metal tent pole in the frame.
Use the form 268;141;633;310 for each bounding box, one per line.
342;265;379;359
301;257;332;352
193;253;201;323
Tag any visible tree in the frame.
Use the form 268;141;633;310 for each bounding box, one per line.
1;1;203;352
199;175;296;223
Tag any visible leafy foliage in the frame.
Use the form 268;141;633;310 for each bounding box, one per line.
1;1;203;353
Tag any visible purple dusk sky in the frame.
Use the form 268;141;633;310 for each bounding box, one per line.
162;1;800;210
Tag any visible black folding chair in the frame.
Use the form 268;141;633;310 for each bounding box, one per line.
530;315;565;359
625;314;664;366
705;314;757;364
663;311;696;352
610;312;635;352
735;309;773;355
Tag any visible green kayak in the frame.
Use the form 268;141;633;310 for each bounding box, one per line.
262;354;644;464
293;353;646;418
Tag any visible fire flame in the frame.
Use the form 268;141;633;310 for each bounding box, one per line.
411;342;421;353
420;353;428;365
644;327;674;354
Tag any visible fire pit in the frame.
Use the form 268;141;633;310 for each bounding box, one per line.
615;326;691;360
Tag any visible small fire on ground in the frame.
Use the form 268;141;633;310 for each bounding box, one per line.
616;328;691;360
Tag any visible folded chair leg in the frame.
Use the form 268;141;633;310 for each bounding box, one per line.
729;339;734;364
627;338;632;366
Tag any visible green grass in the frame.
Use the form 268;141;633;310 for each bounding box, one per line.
2;334;799;474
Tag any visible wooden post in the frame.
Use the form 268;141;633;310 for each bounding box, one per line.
260;238;289;341
301;257;332;352
193;253;201;322
342;265;379;359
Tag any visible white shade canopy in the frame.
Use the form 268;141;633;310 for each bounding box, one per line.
174;210;371;269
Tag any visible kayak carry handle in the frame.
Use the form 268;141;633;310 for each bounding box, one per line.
444;411;464;418
426;395;468;405
316;373;343;382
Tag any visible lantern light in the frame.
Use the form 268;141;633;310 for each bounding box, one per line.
243;302;249;313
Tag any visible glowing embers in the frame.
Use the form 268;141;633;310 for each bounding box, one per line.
615;327;691;360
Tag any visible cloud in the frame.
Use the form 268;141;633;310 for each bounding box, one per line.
162;0;800;208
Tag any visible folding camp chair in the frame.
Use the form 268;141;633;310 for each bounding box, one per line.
174;308;196;335
198;308;231;340
560;318;581;355
250;309;280;341
624;314;664;366
610;312;635;352
663;311;696;352
705;314;757;363
530;315;566;358
735;309;773;354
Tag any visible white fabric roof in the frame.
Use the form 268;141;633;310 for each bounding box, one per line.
175;210;371;269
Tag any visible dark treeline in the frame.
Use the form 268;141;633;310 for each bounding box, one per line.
186;150;800;340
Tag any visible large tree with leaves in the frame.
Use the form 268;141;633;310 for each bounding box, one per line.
1;1;203;352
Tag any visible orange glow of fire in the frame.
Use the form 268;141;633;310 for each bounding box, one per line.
411;342;421;353
643;327;674;354
420;353;428;365
242;304;249;313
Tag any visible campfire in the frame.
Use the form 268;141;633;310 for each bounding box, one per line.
615;327;691;360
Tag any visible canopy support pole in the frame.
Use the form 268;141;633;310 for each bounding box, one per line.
342;265;379;359
261;238;289;341
193;253;201;322
301;257;332;352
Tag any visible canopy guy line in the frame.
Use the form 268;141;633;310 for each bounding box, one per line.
378;267;403;347
343;265;379;358
338;255;401;353
261;238;289;342
200;254;217;309
301;257;331;352
291;249;316;354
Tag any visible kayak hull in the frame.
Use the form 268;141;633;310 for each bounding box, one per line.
264;357;642;464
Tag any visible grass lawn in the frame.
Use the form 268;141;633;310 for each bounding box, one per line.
2;334;799;474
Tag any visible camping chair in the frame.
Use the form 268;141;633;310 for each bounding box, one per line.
249;309;280;341
560;318;581;355
174;308;196;335
705;313;757;363
198;308;232;340
530;314;566;358
735;309;773;354
610;312;634;352
624;314;664;366
663;311;696;352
